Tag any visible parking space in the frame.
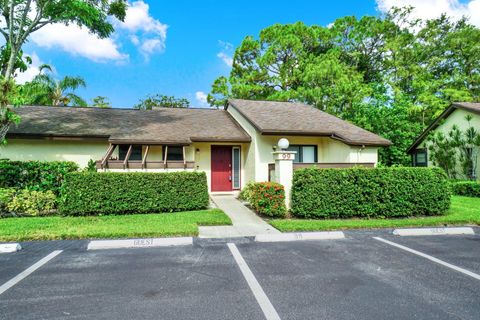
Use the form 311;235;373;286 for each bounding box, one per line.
0;232;479;320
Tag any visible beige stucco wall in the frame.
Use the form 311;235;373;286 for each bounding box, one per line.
1;138;111;168
418;108;480;180
226;104;379;184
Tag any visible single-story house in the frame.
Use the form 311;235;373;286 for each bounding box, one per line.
4;99;391;192
407;102;480;179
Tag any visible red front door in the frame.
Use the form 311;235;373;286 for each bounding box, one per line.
211;146;232;192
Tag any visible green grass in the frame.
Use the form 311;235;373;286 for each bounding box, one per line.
270;196;480;232
0;209;232;242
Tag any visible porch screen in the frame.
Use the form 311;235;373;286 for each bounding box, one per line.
232;147;241;189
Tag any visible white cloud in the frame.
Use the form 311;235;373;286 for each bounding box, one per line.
30;24;128;62
217;52;233;67
217;41;234;67
26;1;167;62
118;1;168;59
376;0;480;27
15;52;44;84
195;91;209;107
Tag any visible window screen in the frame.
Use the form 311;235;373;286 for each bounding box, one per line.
413;149;428;167
287;145;317;163
163;146;184;161
119;145;142;161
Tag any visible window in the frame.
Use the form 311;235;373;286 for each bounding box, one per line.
162;145;184;161
119;145;142;161
413;149;428;167
287;145;318;163
232;147;241;189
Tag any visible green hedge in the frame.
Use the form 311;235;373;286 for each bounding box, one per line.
291;167;451;219
59;171;209;215
0;160;78;195
451;181;480;197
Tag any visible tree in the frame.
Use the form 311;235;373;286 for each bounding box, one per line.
23;68;87;107
90;96;111;108
0;0;127;142
134;94;190;110
209;8;480;165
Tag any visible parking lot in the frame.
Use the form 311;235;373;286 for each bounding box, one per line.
1;230;479;320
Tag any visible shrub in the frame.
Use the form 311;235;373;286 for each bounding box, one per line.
238;181;256;202
7;189;57;216
0;188;16;215
291;167;451;219
451;181;480;197
59;171;209;215
248;182;286;218
0;160;79;195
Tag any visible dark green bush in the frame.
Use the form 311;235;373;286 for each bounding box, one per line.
451;181;480;197
249;182;286;218
60;171;209;215
291;167;451;219
0;160;78;195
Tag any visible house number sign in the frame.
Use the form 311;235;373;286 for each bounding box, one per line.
282;153;291;159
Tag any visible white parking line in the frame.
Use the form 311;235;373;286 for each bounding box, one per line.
0;250;63;295
227;243;281;320
373;237;480;281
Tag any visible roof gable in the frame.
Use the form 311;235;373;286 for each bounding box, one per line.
407;102;480;154
227;99;391;147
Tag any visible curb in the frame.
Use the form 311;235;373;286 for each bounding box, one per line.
0;243;22;253
255;231;345;243
393;227;475;237
87;237;193;250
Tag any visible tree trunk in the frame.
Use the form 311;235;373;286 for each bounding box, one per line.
4;45;18;80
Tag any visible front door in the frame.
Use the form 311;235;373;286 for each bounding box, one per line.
211;146;232;192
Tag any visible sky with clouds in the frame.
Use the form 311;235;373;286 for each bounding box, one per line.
16;0;480;108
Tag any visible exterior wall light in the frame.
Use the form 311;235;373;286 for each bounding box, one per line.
277;138;290;150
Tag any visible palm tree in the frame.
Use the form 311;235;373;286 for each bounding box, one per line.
24;66;87;107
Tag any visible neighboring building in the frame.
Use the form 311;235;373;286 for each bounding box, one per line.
4;99;391;192
407;102;480;180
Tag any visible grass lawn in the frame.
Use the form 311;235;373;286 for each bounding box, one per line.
270;196;480;232
0;209;231;242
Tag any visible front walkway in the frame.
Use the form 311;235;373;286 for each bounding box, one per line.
199;195;280;238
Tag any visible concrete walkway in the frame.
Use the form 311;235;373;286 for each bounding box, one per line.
199;195;281;238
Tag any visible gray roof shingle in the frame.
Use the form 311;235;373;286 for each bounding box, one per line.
8;106;252;144
228;99;392;146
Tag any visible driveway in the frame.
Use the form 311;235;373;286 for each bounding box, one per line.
1;230;479;320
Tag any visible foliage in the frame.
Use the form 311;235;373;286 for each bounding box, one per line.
291;167;451;219
270;196;480;232
0;209;231;241
0;160;79;195
84;159;97;172
427;115;480;180
248;182;286;218
210;8;480;165
238;181;256;202
134;94;190;110
6;189;56;216
90;96;112;108
0;187;16;215
22;67;87;106
451;181;480;197
59;171;209;215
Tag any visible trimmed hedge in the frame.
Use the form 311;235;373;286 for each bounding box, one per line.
0;160;78;195
451;181;480;197
248;182;286;218
291;167;451;219
59;171;209;215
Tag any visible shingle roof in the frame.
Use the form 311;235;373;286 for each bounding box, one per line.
227;99;392;146
407;102;480;153
8;106;251;144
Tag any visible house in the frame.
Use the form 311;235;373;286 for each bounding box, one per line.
4;99;391;192
407;102;480;179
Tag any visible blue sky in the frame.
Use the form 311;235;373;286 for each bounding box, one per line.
18;0;480;108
